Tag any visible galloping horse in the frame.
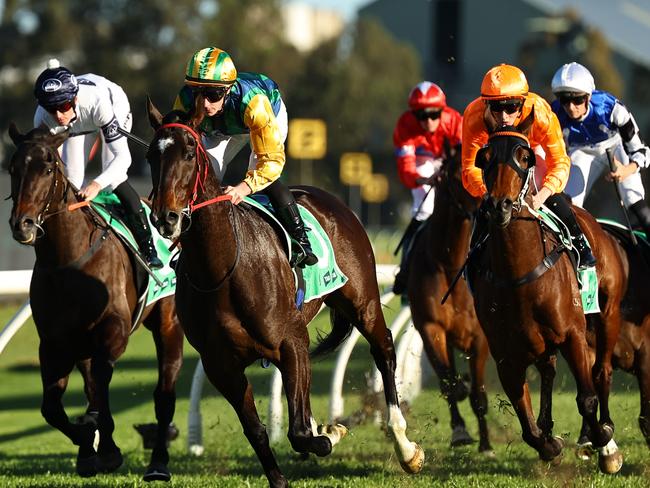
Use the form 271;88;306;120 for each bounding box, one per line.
7;125;184;481
145;99;424;488
406;145;493;453
471;113;625;473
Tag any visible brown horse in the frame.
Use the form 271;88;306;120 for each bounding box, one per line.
406;145;493;453
471;114;625;473
7;125;184;481
576;222;650;454
144;99;424;488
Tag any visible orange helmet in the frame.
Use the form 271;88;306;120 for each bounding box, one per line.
480;64;528;100
408;82;446;111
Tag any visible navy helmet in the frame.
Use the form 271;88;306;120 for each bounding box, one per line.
33;59;79;109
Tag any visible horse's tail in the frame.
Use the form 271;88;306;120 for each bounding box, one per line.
311;308;354;358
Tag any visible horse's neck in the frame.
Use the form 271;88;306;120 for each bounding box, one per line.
430;190;473;268
489;213;544;277
34;189;97;267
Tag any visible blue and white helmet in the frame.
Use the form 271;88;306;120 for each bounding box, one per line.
33;59;79;109
551;62;595;95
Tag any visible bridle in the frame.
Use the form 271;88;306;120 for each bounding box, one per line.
154;122;239;292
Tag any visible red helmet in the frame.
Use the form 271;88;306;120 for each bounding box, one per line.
408;82;446;111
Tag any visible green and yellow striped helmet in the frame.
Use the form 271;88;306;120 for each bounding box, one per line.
184;47;237;87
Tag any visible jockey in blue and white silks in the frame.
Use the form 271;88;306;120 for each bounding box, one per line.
551;62;650;234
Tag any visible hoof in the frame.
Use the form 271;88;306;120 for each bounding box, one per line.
76;454;97;477
480;448;497;458
317;423;348;447
189;444;204;457
539;436;564;462
450;426;474;447
598;438;623;474
143;462;171;482
97;448;123;473
399;442;425;474
575;441;595;461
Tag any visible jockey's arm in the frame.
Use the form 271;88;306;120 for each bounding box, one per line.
612;102;649;172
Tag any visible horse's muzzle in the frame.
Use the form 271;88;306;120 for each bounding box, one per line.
11;215;38;245
487;197;513;228
154;210;182;239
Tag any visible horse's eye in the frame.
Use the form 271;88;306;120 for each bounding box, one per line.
46;167;53;174
184;150;196;160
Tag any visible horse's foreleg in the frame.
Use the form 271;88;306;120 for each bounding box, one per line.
279;337;335;457
203;353;287;488
419;323;472;447
635;345;650;449
469;338;493;454
590;314;618;429
495;359;563;462
143;304;184;482
360;313;424;474
40;349;97;476
535;354;557;437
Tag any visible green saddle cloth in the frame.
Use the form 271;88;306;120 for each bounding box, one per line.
537;205;599;315
90;192;176;307
243;196;348;304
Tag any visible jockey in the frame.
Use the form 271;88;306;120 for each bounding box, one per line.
174;47;317;267
392;81;462;294
551;62;650;237
33;59;163;269
462;63;597;268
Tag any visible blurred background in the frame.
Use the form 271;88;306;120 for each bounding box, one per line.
1;0;649;270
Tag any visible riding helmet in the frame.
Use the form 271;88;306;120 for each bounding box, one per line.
184;47;237;87
551;62;595;95
480;64;529;100
33;59;79;109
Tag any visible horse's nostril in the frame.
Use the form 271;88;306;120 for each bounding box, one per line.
165;212;179;226
499;199;513;211
18;217;34;231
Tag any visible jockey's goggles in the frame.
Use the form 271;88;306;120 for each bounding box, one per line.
414;108;443;121
192;86;229;103
44;100;75;114
487;99;523;115
557;93;588;106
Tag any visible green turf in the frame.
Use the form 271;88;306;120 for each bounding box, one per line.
0;300;648;487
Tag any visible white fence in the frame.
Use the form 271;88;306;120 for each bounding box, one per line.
0;266;430;455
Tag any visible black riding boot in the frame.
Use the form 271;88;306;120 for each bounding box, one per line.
125;208;163;270
276;202;318;267
630;200;650;240
546;194;596;268
393;218;422;295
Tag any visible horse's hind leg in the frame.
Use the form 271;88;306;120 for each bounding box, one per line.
635;345;650;449
40;347;98;476
202;351;287;488
469;338;493;454
419;324;473;448
142;301;184;482
349;307;424;473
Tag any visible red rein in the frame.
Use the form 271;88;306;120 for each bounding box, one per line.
158;123;232;211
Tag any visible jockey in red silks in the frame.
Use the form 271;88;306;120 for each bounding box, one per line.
392;81;462;294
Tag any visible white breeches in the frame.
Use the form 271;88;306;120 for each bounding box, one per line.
410;158;443;221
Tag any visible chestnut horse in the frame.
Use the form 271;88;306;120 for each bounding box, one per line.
406;145;493;453
471;114;625;473
576;222;650;454
145;100;424;488
7;125;184;481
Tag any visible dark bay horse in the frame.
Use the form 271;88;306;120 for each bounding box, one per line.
7;125;184;481
471;114;625;473
145;99;424;488
406;146;493;453
576;223;650;454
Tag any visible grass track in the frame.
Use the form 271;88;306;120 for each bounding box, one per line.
0;300;648;487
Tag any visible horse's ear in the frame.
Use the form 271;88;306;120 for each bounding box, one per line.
8;122;24;146
517;105;535;136
188;94;206;129
147;95;163;130
49;129;70;149
483;105;499;134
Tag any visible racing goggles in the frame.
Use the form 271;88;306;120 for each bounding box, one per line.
557;93;588;106
487;99;523;115
414;109;443;121
44;100;75;114
193;86;229;103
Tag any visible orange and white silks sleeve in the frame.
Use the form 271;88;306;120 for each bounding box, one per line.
525;94;571;195
461;98;490;198
242;94;285;193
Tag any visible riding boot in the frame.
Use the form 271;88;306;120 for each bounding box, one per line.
125;208;163;270
546;194;596;269
276;202;318;267
393;219;422;295
630;200;650;241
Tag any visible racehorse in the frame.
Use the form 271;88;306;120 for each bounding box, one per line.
576;223;650;454
471;112;625;473
406;145;493;453
7;124;184;481
145;98;424;488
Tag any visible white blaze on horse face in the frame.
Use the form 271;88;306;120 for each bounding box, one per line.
157;137;174;153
